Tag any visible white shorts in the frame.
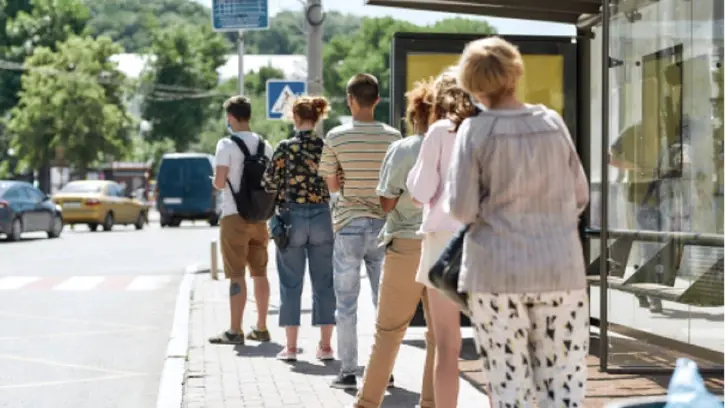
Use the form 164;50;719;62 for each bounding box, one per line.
415;230;455;288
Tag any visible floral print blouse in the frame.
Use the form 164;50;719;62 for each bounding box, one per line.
263;130;331;205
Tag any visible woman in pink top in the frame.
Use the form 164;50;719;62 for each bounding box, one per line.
406;67;478;408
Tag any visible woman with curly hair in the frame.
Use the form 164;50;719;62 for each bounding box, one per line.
352;79;437;408
263;96;337;362
406;66;479;408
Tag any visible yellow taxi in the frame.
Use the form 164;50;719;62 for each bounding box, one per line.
52;180;149;232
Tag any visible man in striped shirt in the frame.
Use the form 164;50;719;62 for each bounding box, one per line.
319;73;402;390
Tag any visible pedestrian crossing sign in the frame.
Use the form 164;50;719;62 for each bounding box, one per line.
266;80;307;120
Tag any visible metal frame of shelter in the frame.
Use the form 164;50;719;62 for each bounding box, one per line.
368;0;725;375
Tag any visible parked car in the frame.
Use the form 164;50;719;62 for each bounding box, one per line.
0;180;64;241
52;180;149;232
156;153;221;227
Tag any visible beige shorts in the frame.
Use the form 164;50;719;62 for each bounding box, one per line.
415;230;455;288
219;215;269;279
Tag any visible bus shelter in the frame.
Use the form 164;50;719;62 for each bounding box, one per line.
368;0;724;374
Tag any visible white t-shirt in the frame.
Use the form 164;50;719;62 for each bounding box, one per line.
214;131;274;217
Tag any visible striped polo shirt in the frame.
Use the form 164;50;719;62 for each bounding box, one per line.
319;121;402;231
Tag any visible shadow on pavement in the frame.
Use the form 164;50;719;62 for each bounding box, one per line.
233;341;284;357
290;360;340;376
0;237;45;244
381;387;422;407
403;337;489;395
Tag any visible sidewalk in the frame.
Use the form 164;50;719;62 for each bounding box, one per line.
180;247;723;408
182;247;490;408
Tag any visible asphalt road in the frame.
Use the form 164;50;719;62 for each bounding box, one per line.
0;213;218;408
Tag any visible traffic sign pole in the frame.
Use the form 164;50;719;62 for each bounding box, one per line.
238;30;245;96
305;0;325;135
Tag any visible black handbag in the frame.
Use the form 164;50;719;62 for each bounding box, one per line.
428;224;471;316
269;143;292;250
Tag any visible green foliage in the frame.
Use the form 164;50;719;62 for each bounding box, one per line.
323;16;496;125
0;0;90;114
244;66;286;96
6;35;132;176
195;78;292;155
86;0;211;53
141;23;228;152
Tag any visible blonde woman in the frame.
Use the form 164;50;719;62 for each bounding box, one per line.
354;79;436;408
446;37;590;407
406;68;478;408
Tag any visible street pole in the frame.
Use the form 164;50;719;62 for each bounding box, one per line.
238;30;245;96
305;0;324;136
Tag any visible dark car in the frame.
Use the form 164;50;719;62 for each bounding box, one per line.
156;153;221;227
0;181;64;241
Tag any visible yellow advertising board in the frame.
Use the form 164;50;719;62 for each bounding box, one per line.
405;53;564;116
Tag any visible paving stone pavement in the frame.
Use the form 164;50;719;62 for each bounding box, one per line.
182;246;491;408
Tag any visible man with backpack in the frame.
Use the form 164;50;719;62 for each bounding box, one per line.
209;95;275;345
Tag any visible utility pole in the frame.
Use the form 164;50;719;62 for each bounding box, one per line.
305;0;325;135
238;30;245;96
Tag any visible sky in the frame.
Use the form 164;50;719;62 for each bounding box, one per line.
196;0;575;36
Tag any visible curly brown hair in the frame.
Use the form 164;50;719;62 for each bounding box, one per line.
430;67;478;132
405;78;434;135
292;96;331;124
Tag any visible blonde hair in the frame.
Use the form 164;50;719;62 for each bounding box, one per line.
457;37;525;106
431;66;478;132
292;96;330;124
405;78;434;135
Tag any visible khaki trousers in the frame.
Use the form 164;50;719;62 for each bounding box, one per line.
356;238;436;408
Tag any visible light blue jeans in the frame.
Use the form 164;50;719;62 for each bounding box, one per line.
333;217;386;376
276;204;336;327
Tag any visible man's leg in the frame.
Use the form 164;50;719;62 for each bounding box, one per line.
363;218;386;307
246;222;271;341
209;216;248;344
355;239;426;408
331;220;366;389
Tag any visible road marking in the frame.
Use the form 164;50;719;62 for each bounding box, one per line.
127;275;172;291
0;276;40;290
0;373;145;390
0;327;156;341
0;311;155;330
52;276;105;291
0;275;175;291
0;354;146;376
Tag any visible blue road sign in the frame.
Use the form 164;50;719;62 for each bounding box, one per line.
211;0;269;32
266;80;307;120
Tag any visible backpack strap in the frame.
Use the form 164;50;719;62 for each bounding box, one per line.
228;135;252;158
255;136;267;157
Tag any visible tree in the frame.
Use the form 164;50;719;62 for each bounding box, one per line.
322;16;497;125
141;24;228;152
195;77;292;155
0;0;90;184
0;0;90;114
6;35;132;178
87;0;210;52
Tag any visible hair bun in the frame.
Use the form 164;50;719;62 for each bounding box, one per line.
312;97;328;112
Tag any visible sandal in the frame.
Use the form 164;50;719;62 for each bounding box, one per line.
276;347;300;362
208;330;244;345
245;326;271;342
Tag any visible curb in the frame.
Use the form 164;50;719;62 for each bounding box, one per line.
155;263;199;408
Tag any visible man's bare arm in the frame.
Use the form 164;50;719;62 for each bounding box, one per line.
213;166;229;190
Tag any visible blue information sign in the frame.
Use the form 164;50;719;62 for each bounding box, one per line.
266;80;307;120
211;0;269;32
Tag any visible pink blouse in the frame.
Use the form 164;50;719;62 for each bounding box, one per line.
406;119;464;233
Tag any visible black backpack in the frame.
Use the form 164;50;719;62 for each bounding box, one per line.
226;136;276;222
